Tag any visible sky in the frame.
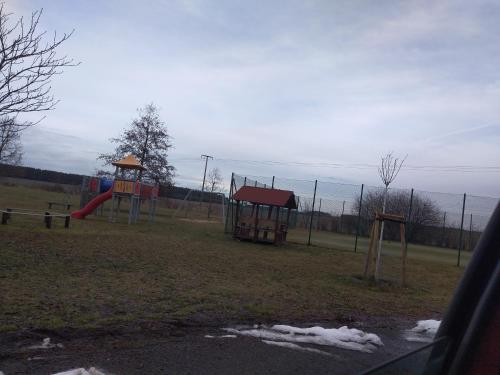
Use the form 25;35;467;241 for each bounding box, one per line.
6;0;500;197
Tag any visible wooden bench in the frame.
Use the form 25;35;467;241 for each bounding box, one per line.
1;208;71;229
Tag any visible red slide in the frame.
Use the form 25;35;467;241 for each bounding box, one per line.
71;188;113;219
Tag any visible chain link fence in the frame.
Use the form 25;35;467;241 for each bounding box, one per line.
225;173;498;273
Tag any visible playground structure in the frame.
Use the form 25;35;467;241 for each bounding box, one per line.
77;176;113;217
71;155;159;224
363;212;408;285
232;186;297;245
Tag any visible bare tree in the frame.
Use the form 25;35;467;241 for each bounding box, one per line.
0;4;77;131
98;104;175;185
0;116;22;164
206;167;223;218
375;152;406;280
352;190;441;241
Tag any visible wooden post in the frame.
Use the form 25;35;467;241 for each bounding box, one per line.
64;215;70;228
44;212;52;229
1;211;9;225
233;200;241;237
274;207;280;244
285;208;291;241
253;204;260;241
364;221;377;278
371;220;380;277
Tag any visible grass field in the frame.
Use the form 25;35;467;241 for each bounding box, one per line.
0;184;467;333
287;228;471;266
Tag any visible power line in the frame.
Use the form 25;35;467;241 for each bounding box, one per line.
170;156;500;173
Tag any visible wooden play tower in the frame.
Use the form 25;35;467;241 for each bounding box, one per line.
109;155;158;224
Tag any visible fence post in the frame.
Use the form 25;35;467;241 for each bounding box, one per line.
44;212;52;229
224;172;234;234
244;177;247;186
441;211;447;246
316;198;322;230
457;193;466;267
468;213;473;251
405;188;414;250
64;215;70;228
354;184;364;252
307;180;318;246
271;176;275;189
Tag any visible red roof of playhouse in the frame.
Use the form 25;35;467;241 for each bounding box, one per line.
233;186;297;209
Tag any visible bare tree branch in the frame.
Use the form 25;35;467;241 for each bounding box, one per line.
0;3;78;131
378;152;407;187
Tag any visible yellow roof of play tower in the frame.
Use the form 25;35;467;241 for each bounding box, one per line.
111;155;146;170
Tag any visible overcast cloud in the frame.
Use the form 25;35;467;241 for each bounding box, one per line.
7;0;500;196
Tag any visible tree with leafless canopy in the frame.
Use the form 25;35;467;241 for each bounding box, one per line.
0;117;22;164
206;167;223;218
0;3;77;164
374;152;407;281
98;104;175;185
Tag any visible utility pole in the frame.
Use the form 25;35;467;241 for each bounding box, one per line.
200;154;213;204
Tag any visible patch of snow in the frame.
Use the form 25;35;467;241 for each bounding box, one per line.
204;334;236;339
224;324;383;353
52;367;107;375
404;320;441;342
262;340;332;356
29;338;64;350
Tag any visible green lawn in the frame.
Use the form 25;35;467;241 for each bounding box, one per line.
0;184;466;333
288;228;471;266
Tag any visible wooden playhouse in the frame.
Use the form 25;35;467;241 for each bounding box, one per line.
232;186;297;245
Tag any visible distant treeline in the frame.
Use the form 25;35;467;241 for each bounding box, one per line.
0;163;223;203
159;185;225;203
0;163;84;185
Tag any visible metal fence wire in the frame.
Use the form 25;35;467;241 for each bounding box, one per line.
225;173;498;271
